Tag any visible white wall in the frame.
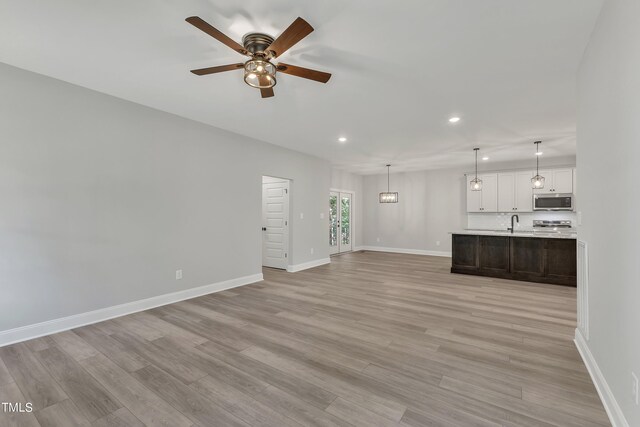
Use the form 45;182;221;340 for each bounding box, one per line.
0;62;330;337
330;169;363;249
362;168;467;255
577;0;639;425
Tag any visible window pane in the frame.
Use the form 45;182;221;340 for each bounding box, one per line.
329;195;338;247
341;196;350;245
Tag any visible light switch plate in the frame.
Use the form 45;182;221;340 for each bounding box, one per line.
176;269;183;280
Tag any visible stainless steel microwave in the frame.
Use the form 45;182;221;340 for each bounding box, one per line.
533;193;574;211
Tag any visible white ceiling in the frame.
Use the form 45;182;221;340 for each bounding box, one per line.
0;0;602;174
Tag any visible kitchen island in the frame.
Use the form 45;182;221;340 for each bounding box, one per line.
450;229;577;286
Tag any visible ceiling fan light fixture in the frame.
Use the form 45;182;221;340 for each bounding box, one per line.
186;17;331;98
244;59;276;89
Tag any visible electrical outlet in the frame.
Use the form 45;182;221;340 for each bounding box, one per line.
436;241;441;246
310;248;314;255
300;212;304;219
175;269;183;280
376;237;381;242
632;372;639;405
320;212;325;219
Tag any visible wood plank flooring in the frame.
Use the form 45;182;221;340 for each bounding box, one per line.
0;251;609;426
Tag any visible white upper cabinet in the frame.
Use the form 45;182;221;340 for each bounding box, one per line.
498;171;534;212
552;169;574;193
467;179;482;212
467;174;497;212
533;168;574;194
469;168;574;213
497;173;515;212
481;174;498;212
515;171;534;211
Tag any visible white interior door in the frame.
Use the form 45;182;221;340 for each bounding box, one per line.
262;179;289;269
329;191;353;254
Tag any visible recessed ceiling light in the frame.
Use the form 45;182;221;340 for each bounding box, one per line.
338;137;347;143
535;151;543;156
482;156;489;161
449;117;460;123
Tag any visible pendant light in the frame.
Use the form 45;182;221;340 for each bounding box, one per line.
470;148;482;191
531;141;546;189
379;164;399;203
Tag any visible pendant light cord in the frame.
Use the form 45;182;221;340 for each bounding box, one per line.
474;148;479;180
387;164;391;192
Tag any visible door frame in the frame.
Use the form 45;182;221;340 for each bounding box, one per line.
262;175;293;269
330;188;355;255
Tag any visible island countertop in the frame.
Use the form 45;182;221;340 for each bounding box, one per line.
449;228;577;239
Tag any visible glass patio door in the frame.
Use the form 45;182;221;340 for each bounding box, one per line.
329;191;352;254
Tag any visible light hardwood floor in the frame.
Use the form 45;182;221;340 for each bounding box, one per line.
0;251;609;426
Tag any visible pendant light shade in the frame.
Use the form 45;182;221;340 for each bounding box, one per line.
379;164;398;203
470;148;483;191
531;141;545;189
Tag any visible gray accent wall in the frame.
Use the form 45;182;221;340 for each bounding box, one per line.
0;62;330;332
578;0;640;424
362;169;467;254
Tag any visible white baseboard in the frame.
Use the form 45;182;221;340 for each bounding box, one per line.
286;258;330;273
359;245;451;257
0;273;263;348
574;328;628;427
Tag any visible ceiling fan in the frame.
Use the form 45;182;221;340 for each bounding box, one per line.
185;16;332;98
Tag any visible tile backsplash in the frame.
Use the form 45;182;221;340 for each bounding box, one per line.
467;211;577;230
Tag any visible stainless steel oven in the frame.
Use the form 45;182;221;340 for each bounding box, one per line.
533;193;574;211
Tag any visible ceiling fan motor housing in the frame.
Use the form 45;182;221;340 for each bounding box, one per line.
242;33;276;57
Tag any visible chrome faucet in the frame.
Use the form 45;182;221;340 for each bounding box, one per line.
508;214;519;234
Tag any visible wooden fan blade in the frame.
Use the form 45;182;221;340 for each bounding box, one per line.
266;17;313;58
190;63;244;76
276;63;331;83
261;87;274;98
186;16;248;56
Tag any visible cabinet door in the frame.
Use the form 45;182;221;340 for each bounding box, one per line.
497;173;515;212
479;236;510;274
546;239;577;285
510;238;545;277
552;169;573;193
480;174;498;212
515;171;534;212
466;175;483;212
451;234;479;271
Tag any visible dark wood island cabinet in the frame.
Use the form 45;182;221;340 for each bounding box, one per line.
451;233;576;286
